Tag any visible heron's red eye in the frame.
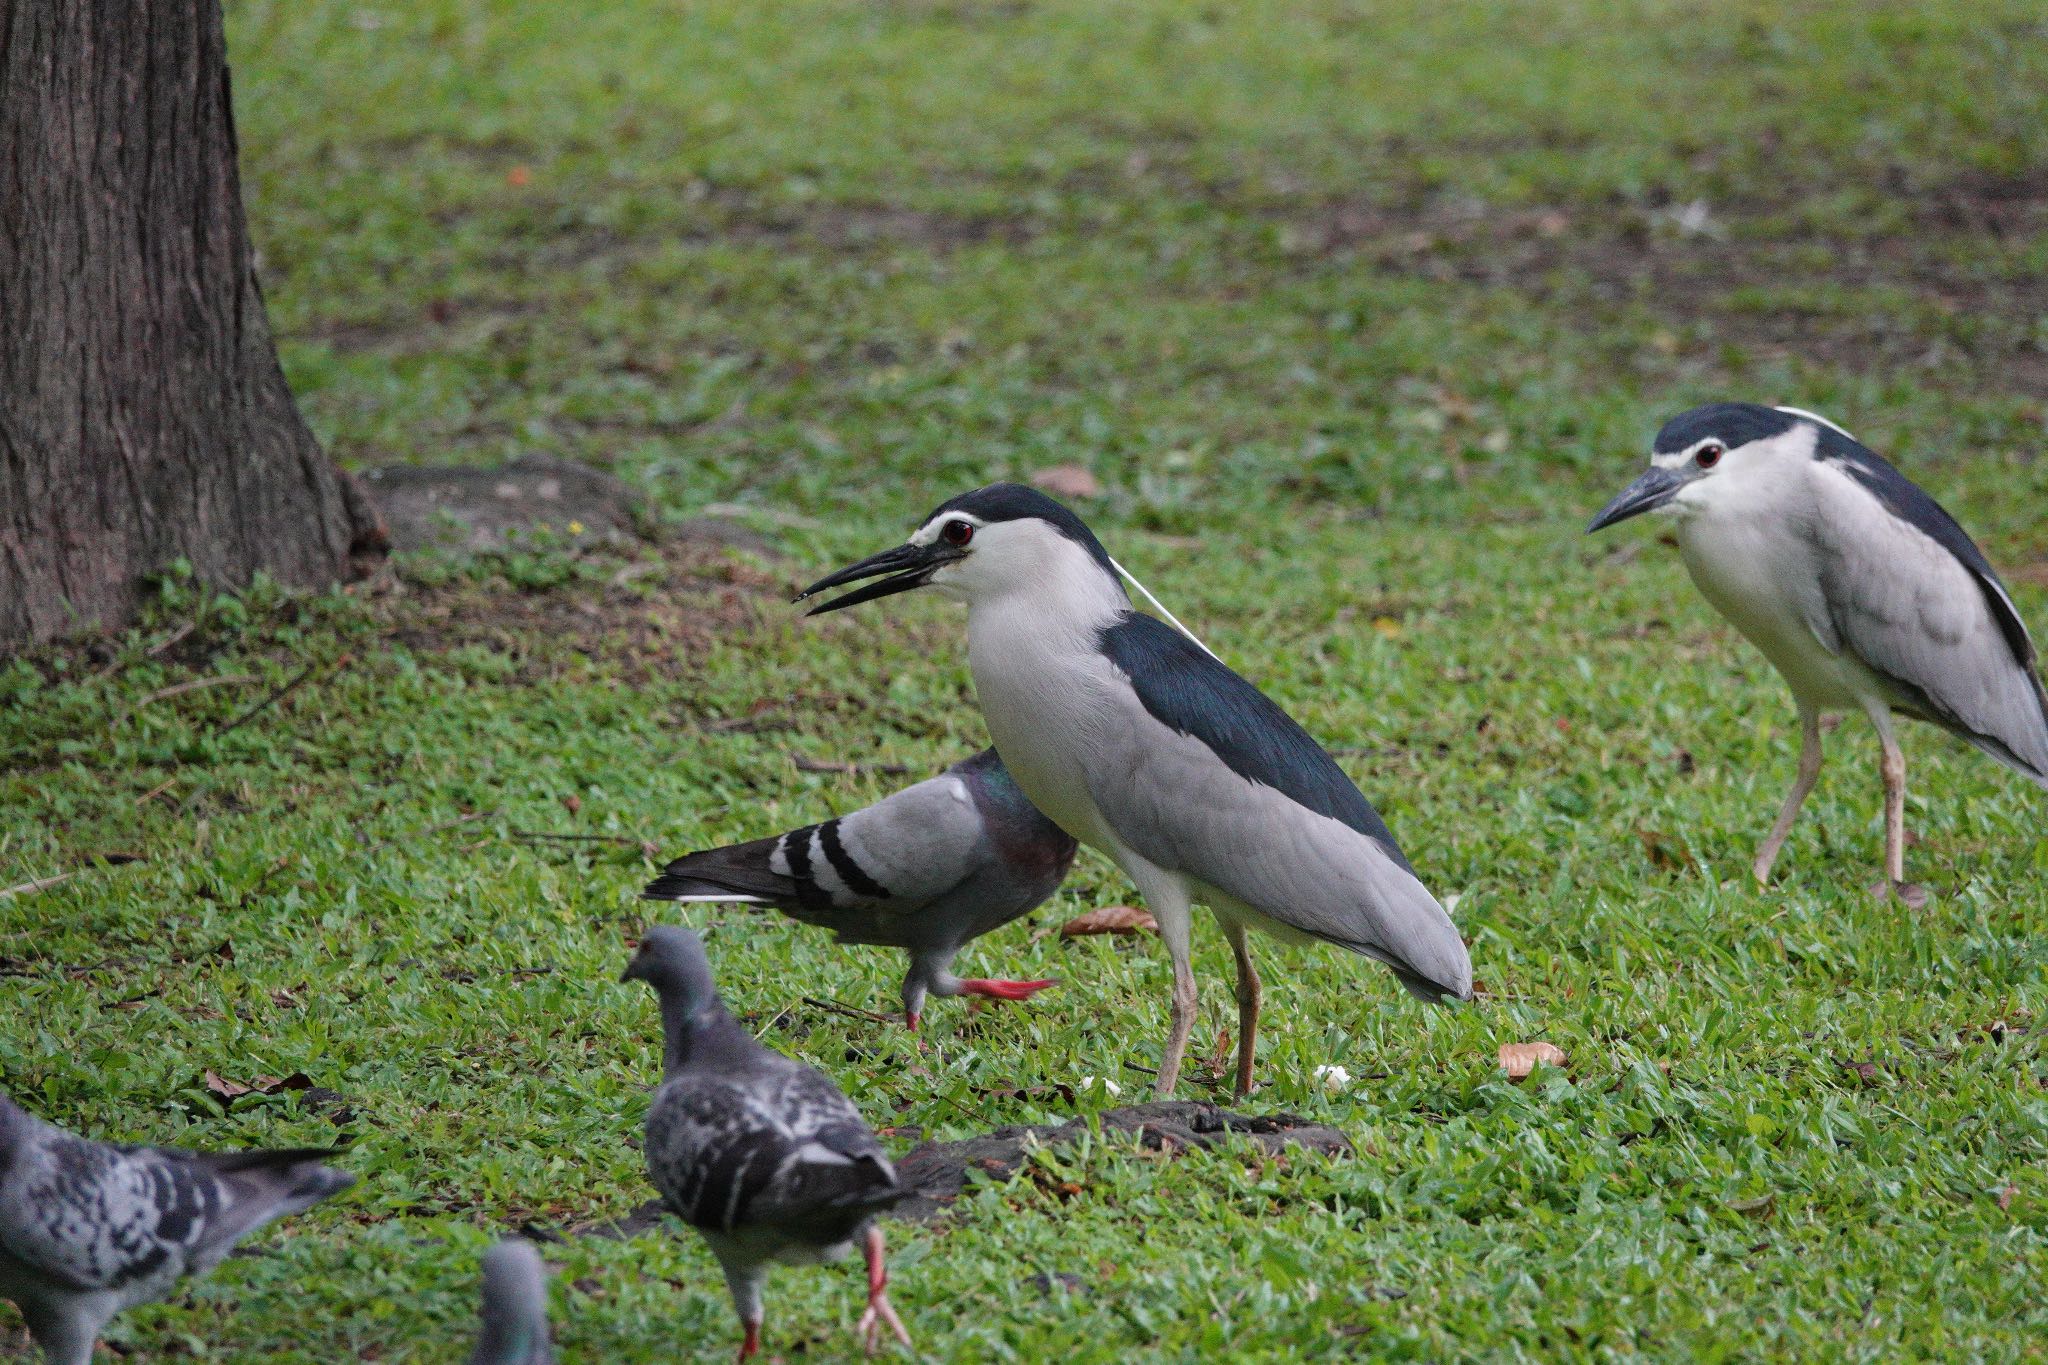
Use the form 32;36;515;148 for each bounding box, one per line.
942;520;974;547
1695;443;1724;469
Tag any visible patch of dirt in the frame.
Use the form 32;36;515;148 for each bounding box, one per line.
302;297;548;355
359;452;783;685
370;537;778;686
567;1102;1351;1240
1269;168;2048;389
363;453;649;555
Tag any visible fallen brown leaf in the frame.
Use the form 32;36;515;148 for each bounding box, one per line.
204;1070;252;1100
1030;464;1101;499
1998;1184;2017;1211
1636;828;1696;872
1497;1041;1568;1080
1059;905;1158;937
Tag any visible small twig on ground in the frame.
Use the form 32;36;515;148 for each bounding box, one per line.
359;809;495;858
114;673;259;727
91;620;198;682
801;994;898;1025
217;652;355;736
0;853;146;900
135;778;177;806
790;755;912;777
1121;1059;1160;1076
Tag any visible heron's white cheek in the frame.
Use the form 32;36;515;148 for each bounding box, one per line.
926;561;974;602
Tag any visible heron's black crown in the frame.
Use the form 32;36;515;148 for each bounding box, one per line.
923;483;1117;579
1652;402;1802;456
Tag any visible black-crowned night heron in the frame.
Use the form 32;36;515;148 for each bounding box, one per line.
795;483;1471;1097
0;1092;355;1365
643;747;1077;1029
1589;402;2048;903
621;927;912;1363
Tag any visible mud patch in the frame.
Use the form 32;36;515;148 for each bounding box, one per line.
371;538;777;686
1271;169;2048;388
363;453;650;556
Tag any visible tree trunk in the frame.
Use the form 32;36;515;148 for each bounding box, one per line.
0;0;385;652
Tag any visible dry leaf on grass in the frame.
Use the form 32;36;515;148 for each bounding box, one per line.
1636;828;1696;872
204;1070;316;1104
1059;905;1158;937
1030;464;1101;499
1497;1041;1567;1080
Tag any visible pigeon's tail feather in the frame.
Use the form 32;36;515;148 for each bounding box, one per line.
205;1148;357;1211
643;837;796;905
832;1179;914;1215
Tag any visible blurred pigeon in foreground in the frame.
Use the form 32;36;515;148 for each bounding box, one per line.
620;927;912;1361
468;1238;555;1364
0;1091;353;1365
644;748;1076;1028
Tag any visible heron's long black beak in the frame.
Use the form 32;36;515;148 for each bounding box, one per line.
794;541;962;615
1587;465;1685;533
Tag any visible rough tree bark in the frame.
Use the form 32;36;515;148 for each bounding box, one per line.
0;0;385;652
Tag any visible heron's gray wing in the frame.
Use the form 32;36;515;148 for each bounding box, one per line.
1805;455;2048;781
1088;614;1471;1000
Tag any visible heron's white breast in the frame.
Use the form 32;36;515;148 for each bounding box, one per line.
1675;463;1880;709
964;599;1127;851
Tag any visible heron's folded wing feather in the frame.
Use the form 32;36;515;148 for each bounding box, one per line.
1807;459;2048;779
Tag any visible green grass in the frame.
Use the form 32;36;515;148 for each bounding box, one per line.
6;0;2048;1358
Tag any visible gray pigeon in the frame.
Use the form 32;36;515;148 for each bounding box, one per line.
0;1091;353;1365
620;926;913;1361
643;748;1077;1029
468;1238;554;1365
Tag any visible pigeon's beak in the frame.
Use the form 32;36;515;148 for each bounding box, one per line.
1587;465;1685;533
794;541;964;616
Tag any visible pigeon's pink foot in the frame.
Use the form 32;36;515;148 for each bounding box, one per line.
856;1225;913;1354
738;1318;761;1361
958;977;1057;1003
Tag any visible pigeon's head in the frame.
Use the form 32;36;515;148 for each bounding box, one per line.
795;483;1127;618
620;924;718;1013
1588;402;1854;532
474;1239;554;1364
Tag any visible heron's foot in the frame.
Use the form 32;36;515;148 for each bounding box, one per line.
1866;878;1929;909
958;977;1056;1003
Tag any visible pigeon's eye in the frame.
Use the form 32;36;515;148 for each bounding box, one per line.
1695;443;1724;469
941;520;974;547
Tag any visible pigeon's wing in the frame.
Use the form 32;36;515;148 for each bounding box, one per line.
743;1066;904;1233
645;766;997;947
0;1134;348;1292
1087;613;1471;1001
1804;444;2048;782
646;1069;899;1241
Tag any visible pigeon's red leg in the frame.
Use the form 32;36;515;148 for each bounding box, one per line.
855;1225;912;1354
738;1318;761;1362
957;978;1056;1003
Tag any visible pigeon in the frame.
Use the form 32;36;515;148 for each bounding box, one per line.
0;1091;353;1365
643;747;1078;1028
620;926;912;1361
468;1238;555;1365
